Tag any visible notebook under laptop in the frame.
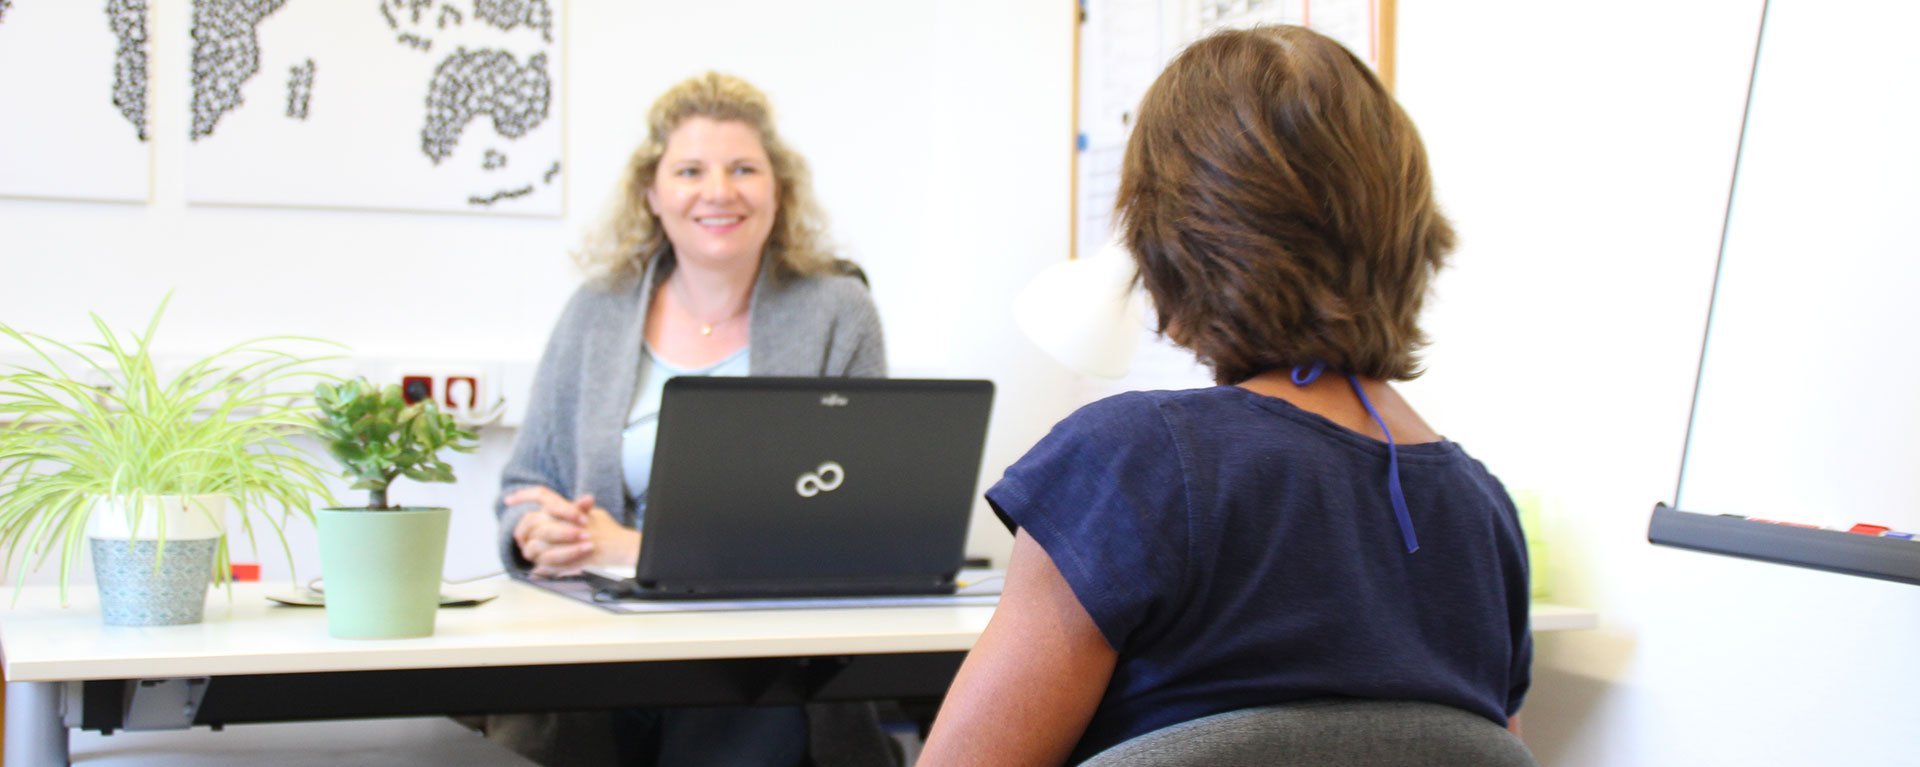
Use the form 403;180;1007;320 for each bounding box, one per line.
590;376;994;600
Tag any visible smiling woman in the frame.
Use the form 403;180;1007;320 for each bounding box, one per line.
578;72;838;286
646;116;779;356
647;118;778;271
474;71;892;767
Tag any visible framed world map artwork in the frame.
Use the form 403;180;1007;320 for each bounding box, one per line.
185;0;564;216
0;0;152;203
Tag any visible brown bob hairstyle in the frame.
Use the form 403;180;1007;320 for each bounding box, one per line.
1117;25;1454;384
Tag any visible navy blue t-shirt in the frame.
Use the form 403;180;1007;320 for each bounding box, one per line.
986;386;1532;763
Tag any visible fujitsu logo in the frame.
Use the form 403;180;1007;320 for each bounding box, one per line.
795;461;845;498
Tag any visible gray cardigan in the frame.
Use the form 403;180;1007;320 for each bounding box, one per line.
496;254;887;570
483;256;896;767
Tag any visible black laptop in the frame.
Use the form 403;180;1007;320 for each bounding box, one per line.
590;376;994;600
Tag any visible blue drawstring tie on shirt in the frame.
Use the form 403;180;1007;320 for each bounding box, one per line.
1290;363;1420;554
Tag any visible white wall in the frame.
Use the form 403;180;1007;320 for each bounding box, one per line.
1399;1;1920;764
0;0;1077;583
10;2;1909;763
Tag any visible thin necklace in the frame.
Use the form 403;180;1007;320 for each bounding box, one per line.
669;275;749;337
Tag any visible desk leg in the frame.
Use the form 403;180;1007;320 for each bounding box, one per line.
5;681;68;767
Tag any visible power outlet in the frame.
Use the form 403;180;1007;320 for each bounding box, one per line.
364;358;521;427
400;375;435;405
443;374;479;411
390;364;490;417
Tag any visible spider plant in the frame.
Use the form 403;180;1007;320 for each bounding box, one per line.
0;297;343;603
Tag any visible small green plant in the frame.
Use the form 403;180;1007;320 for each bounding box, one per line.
311;378;478;510
0;298;342;600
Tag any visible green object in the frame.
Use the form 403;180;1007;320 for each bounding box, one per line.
310;378;477;510
309;378;476;639
0;296;341;607
316;507;450;639
1511;489;1551;600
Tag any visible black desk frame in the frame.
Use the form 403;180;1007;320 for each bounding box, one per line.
68;651;967;733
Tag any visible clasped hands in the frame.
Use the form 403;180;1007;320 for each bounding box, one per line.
508;486;641;577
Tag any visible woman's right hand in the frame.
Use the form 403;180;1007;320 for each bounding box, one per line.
508;486;599;576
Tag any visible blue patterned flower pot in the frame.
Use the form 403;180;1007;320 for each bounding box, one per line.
87;495;226;626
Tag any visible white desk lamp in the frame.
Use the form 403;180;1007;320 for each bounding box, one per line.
1012;241;1148;379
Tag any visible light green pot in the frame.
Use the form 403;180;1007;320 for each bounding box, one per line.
315;507;450;639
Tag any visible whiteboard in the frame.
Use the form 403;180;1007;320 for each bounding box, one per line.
0;0;150;203
185;0;563;216
1675;0;1920;536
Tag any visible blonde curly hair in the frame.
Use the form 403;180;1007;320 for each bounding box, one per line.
575;72;835;283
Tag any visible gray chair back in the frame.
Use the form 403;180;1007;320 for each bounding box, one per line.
1079;699;1538;767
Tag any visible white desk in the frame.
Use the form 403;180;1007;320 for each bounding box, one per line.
2;578;993;766
2;579;1596;765
1530;602;1599;632
0;578;992;681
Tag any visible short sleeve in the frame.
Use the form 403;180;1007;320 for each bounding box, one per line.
1494;487;1534;717
1507;623;1533;717
985;392;1191;651
1505;538;1534;717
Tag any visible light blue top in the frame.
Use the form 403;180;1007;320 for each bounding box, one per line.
620;344;751;521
